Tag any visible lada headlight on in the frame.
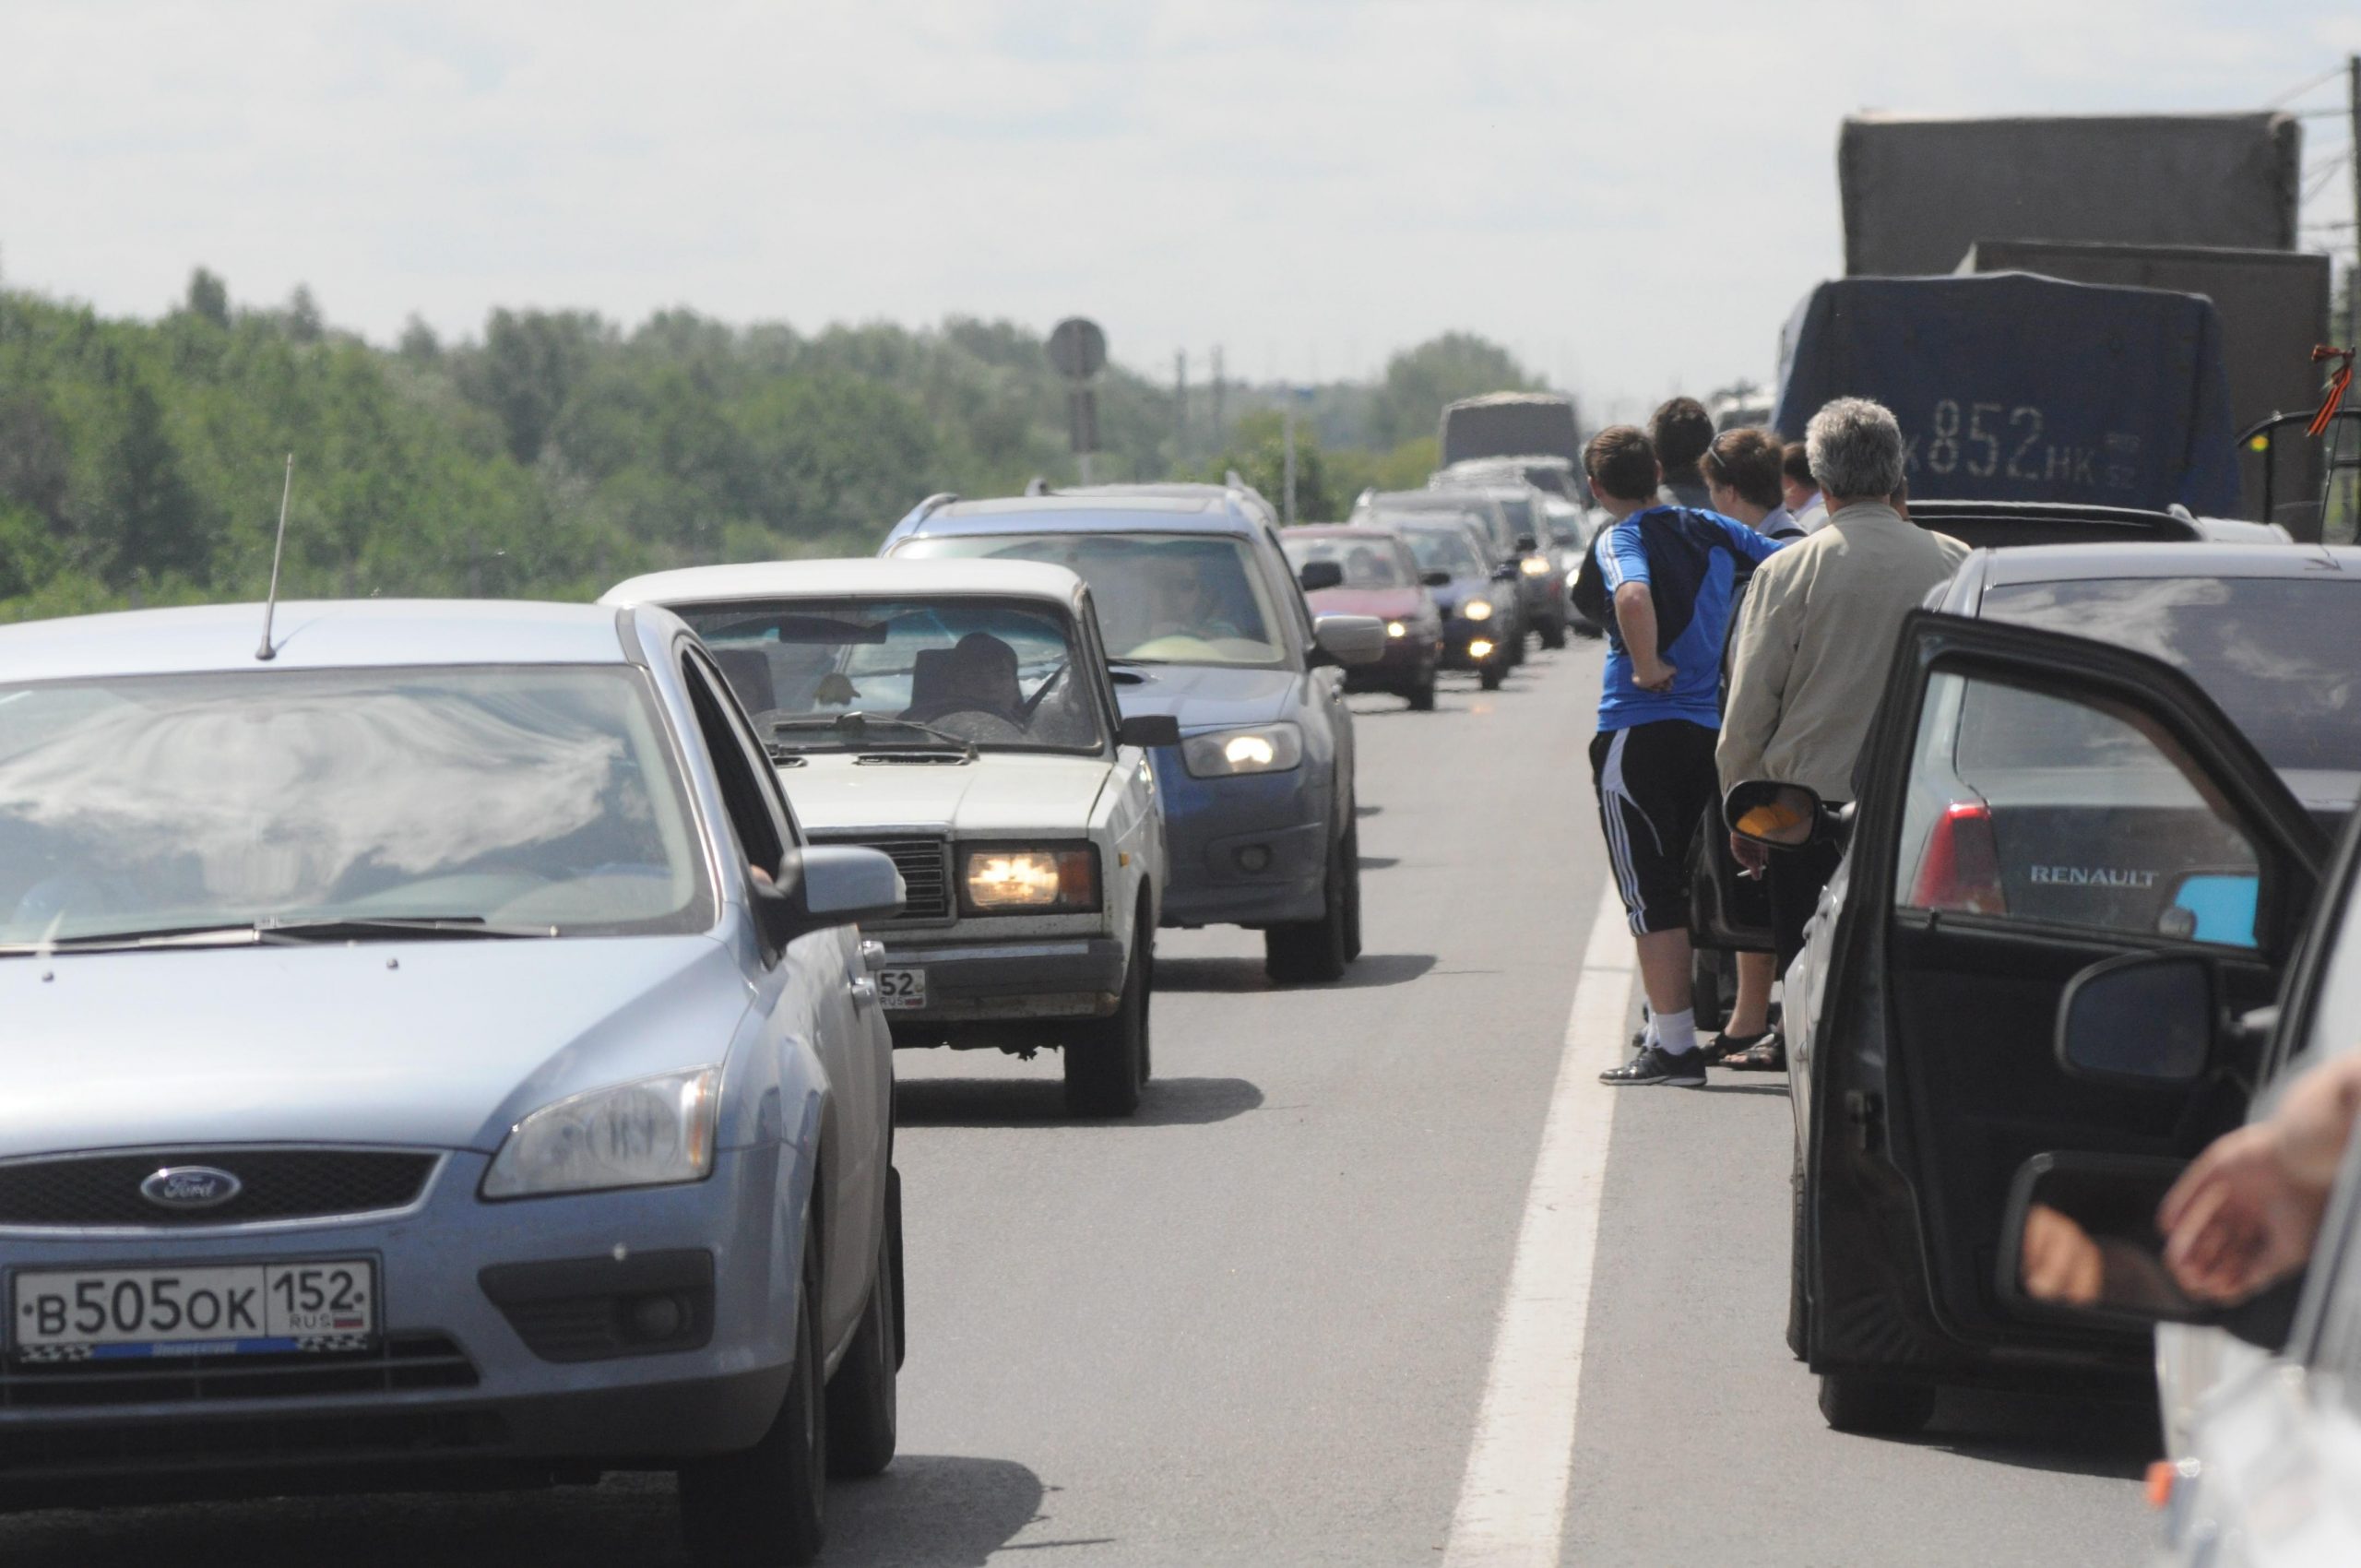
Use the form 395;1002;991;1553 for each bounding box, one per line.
962;844;1100;912
1180;723;1304;778
482;1068;718;1199
1463;599;1493;622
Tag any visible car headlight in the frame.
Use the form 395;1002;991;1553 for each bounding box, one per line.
482;1068;718;1199
1520;557;1549;576
963;844;1099;912
1180;723;1304;778
1464;599;1493;622
1385;620;1407;638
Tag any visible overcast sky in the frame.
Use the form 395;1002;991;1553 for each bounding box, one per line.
4;1;2356;421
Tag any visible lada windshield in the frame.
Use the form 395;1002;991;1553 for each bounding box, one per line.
897;533;1286;668
679;597;1105;754
1397;525;1486;579
0;667;709;947
1282;536;1416;589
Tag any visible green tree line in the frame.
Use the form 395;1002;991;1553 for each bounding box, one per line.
0;269;1546;620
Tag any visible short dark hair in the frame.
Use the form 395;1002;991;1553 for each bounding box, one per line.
1703;428;1785;511
1781;440;1814;489
1584;425;1659;504
1649;397;1714;474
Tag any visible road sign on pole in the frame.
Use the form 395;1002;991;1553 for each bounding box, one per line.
1050;317;1108;481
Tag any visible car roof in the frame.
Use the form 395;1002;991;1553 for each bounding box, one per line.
0;600;634;683
1974;541;2361;586
1283;525;1406;541
897;493;1264;539
603;557;1085;609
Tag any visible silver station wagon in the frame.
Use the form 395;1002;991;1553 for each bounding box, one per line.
0;600;907;1565
606;560;1175;1116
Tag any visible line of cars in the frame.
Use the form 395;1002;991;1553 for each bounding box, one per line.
1715;497;2361;1556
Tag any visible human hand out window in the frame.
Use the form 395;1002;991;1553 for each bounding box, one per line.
2158;1052;2361;1303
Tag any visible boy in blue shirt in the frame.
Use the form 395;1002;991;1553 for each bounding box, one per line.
1578;425;1786;1085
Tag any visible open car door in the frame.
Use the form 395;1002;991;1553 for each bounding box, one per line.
1805;611;2328;1394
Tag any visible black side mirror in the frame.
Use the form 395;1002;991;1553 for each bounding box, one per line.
1117;713;1181;748
1490;563;1520;582
1998;1152;2222;1328
1298;560;1345;592
2055;953;2214;1087
1420;569;1453;588
1725;779;1828;847
1515;533;1538;553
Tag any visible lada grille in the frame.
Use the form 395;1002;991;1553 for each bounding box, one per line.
0;1333;478;1409
813;835;954;923
0;1149;439;1229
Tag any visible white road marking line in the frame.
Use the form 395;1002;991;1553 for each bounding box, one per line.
1442;880;1633;1568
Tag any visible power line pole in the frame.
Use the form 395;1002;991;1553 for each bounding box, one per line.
1174;350;1189;464
1210;346;1227;449
2348;54;2359;356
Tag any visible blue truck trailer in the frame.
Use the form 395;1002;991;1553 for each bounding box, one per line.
1770;272;2239;517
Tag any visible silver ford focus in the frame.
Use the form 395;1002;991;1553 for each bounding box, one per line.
0;600;905;1565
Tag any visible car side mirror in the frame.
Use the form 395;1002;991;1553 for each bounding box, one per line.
1311;612;1388;668
1117;714;1180;748
1420;569;1453;588
1515;533;1538;553
1490;563;1520;582
1298;560;1345;592
2055;953;2214;1087
754;845;905;947
1998;1152;2223;1328
1725;779;1830;848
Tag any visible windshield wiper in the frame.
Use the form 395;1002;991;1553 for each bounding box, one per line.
770;713;977;756
255;916;557;943
0;922;270;956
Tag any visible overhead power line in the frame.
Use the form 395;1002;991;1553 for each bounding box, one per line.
2269;65;2348;108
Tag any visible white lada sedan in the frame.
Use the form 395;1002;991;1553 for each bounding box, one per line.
605;561;1176;1116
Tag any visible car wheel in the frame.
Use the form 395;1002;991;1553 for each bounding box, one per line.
1539;615;1568;651
1066;920;1149;1115
1340;817;1363;963
1406;669;1437;711
1817;1372;1936;1435
1786;1158;1809;1360
1691;948;1731;1032
1264;831;1351;984
1572;618;1604;640
1506;629;1525;666
825;1167;900;1478
680;1221;827;1565
1477;662;1505;692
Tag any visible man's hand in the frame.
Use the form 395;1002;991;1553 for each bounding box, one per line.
2158;1123;2330;1303
2020;1204;2105;1306
1730;833;1768;875
1632;658;1678;694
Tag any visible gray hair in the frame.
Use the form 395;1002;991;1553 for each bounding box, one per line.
1805;398;1906;501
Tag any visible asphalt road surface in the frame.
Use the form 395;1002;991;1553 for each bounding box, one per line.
1;641;2158;1567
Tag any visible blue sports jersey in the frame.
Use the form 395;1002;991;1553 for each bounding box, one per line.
1595;506;1786;731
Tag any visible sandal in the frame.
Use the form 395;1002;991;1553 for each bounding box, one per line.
1724;1032;1787;1072
1704;1027;1773;1063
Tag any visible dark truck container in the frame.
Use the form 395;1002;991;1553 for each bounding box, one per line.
1839;113;2302;278
1438;393;1581;469
1959;241;2332;535
1770;273;2238;516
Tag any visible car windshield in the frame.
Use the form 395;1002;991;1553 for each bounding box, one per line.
1397;525;1485;579
1976;576;2361;774
677;597;1103;754
896;533;1286;668
0;667;708;946
1282;536;1413;589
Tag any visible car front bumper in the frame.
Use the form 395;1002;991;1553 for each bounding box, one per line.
1440;621;1511;670
1148;754;1329;929
1342;635;1439;693
879;935;1127;1038
0;1144;803;1503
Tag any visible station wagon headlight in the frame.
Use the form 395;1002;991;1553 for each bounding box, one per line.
1386;620;1407;638
1180;723;1304;778
482;1068;718;1199
963;845;1099;912
1463;599;1493;621
1520;557;1549;576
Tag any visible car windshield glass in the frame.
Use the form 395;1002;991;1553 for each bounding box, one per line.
677;597;1102;753
1492;495;1536;537
0;667;707;946
1398;526;1485;578
896;533;1285;668
1978;577;2361;773
1283;537;1408;588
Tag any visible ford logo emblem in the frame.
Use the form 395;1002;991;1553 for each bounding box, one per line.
140;1167;243;1210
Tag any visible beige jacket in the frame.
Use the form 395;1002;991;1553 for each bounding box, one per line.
1716;503;1969;802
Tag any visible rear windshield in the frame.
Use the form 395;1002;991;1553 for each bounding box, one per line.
1282;535;1416;589
1397;526;1485;578
1977;576;2361;772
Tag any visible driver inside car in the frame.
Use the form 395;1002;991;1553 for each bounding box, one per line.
900;631;1026;727
1144;551;1244;643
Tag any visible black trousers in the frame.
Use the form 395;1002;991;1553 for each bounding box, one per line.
1770;837;1845;970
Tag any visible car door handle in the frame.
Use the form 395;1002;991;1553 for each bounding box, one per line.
859;939;889;971
848;977;879;1009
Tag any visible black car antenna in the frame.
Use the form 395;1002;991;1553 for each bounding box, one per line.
255;454;293;661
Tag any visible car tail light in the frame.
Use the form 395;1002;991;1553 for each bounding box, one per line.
1908;800;2005;915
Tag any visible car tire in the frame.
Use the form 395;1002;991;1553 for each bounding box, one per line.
1066;919;1150;1115
1539;615;1568;651
1572;618;1604;641
1407;670;1437;711
825;1168;900;1478
1265;831;1352;984
1340;816;1363;963
1817;1372;1936;1435
1477;662;1505;692
680;1221;827;1566
1691;948;1731;1032
1506;628;1525;667
1786;1158;1809;1361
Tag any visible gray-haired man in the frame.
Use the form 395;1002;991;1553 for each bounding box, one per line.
1718;398;1968;966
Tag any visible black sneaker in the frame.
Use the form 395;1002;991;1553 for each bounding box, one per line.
1599;1044;1706;1087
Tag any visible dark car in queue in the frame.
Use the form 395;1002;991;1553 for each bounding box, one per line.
1349;490;1529;665
1425;477;1569;649
879;488;1386;985
1741;543;2361;1437
1541;497;1604;637
1279;525;1443;710
1390;517;1516;692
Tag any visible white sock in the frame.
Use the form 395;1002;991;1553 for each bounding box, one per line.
1655;1008;1698;1057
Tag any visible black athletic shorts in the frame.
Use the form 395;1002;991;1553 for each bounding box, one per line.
1589;719;1720;936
